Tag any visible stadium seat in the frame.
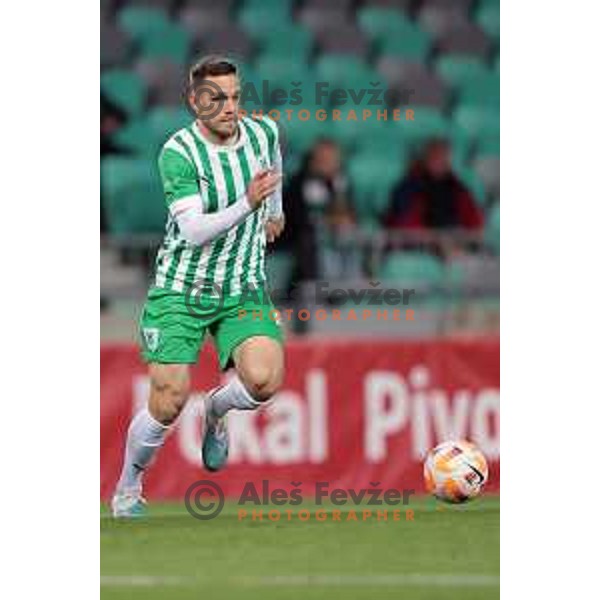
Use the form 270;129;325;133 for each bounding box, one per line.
379;252;445;288
146;106;191;142
356;122;409;163
394;108;451;152
117;6;171;43
348;152;402;223
485;202;500;254
279;117;332;156
238;6;292;37
358;7;414;39
101;158;166;235
454;105;500;140
314;55;376;98
137;23;191;63
359;8;432;59
476;135;500;157
257;27;314;60
126;0;177;9
436;55;490;89
101;69;147;117
459;71;499;107
113;107;190;157
298;7;352;34
477;4;500;40
243;0;294;11
113;118;156;155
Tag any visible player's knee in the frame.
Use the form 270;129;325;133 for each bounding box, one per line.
241;362;283;402
149;365;191;422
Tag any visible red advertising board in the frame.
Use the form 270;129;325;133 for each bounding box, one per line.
101;338;499;500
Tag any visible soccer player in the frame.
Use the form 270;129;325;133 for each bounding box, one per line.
111;56;285;517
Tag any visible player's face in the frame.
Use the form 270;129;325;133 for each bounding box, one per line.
193;73;241;139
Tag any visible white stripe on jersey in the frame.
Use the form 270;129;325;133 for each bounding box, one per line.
163;136;192;163
209;149;240;290
244;119;271;290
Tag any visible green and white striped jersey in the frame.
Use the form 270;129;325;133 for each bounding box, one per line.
153;115;279;296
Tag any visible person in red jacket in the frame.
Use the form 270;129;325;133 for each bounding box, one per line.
384;139;484;232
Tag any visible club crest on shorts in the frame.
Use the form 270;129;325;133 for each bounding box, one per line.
143;328;160;352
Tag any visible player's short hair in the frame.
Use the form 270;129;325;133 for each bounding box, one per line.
188;56;238;89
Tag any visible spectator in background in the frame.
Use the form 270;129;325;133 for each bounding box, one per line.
101;93;127;157
280;138;359;286
384;139;483;232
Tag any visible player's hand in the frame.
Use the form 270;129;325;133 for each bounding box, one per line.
265;215;285;243
247;169;281;210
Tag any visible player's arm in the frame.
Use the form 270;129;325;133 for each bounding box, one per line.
159;147;279;246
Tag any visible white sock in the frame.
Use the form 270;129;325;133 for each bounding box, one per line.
209;375;261;418
115;408;170;494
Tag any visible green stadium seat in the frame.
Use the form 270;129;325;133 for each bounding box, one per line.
280;117;332;155
436;55;490;89
243;0;293;11
113;119;156;156
477;5;500;40
454;105;500;140
358;8;431;59
379;252;444;287
101;158;166;235
377;31;431;60
459;71;499;108
253;55;311;87
115;107;191;157
394;108;451;153
476;135;500;157
315;55;370;86
147;106;191;143
358;7;414;40
101;69;147;117
485;202;500;254
137;23;191;63
358;122;408;160
348;151;402;224
258;27;313;60
117;6;171;43
238;6;292;37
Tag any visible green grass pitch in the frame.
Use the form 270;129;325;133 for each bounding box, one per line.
101;496;499;600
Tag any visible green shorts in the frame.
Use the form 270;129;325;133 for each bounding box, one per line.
139;285;284;369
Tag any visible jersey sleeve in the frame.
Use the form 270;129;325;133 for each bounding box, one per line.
157;146;199;207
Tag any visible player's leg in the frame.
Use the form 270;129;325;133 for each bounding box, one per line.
202;335;284;471
112;363;191;516
213;335;284;414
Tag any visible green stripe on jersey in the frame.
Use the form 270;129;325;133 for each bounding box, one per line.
153;119;273;296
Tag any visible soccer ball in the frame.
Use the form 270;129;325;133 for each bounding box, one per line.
424;440;489;504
